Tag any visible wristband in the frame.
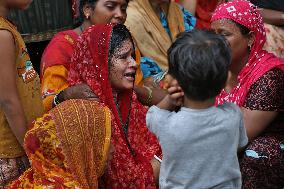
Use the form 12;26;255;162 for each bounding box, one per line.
154;155;162;163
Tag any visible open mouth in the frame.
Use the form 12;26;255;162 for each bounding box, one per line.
124;72;136;81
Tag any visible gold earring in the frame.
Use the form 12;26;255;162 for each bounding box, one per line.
248;43;252;50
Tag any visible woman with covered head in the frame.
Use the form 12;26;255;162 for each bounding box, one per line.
41;0;144;112
211;0;284;188
8;24;161;188
41;0;167;112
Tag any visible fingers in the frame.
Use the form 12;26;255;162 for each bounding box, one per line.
167;86;183;95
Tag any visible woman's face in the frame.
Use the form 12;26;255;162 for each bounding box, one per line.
109;39;137;92
89;0;127;24
6;0;33;10
211;19;250;70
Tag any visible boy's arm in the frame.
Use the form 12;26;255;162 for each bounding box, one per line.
0;30;27;146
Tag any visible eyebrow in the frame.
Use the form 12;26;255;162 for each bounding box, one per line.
116;47;133;56
105;0;127;5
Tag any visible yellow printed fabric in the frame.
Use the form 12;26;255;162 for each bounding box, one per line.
0;17;43;158
7;99;111;189
41;65;69;112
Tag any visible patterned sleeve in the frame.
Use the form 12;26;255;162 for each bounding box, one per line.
244;68;284;111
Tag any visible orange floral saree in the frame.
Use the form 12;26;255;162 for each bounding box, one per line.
7;99;111;189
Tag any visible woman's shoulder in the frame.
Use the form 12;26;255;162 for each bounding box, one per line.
51;29;78;45
244;68;284;111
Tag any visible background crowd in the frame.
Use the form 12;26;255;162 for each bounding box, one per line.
0;0;283;188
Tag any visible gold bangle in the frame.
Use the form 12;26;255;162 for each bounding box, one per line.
143;86;153;106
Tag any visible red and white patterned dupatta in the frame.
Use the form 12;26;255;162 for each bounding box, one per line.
211;0;284;106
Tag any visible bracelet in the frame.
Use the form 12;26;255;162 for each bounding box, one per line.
282;13;284;20
53;90;64;106
143;85;153;106
154;155;162;163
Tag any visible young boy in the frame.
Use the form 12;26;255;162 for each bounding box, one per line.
146;30;248;189
0;0;43;186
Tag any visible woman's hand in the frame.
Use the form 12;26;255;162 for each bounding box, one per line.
150;158;161;187
57;83;99;103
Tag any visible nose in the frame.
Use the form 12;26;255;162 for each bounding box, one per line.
129;57;138;70
114;7;124;20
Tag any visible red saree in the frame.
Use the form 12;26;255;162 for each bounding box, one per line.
40;30;79;79
68;24;161;188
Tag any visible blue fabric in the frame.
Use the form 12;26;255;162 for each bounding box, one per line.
140;57;163;79
140;5;196;79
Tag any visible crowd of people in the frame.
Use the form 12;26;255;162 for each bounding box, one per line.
0;0;283;188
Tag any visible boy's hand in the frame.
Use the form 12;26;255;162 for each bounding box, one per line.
168;85;184;107
157;82;184;111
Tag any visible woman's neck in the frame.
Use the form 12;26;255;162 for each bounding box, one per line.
225;51;250;92
74;20;92;35
224;71;238;93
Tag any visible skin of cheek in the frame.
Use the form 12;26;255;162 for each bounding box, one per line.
90;0;127;24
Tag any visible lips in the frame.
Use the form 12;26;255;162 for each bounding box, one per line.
124;72;136;81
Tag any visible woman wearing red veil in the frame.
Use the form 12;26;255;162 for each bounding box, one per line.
8;24;161;189
211;1;284;188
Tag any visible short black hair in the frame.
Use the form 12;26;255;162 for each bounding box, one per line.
168;29;231;101
109;24;135;64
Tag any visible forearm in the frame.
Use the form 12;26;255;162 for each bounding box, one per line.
259;9;284;26
134;85;167;106
1;98;27;146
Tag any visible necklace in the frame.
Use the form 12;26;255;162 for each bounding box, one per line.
115;96;135;156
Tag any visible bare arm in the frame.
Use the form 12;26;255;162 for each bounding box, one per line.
0;30;27;146
241;108;278;141
259;8;284;26
134;85;167;106
179;0;197;15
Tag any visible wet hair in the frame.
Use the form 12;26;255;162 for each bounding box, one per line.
109;24;135;64
168;29;231;101
75;0;129;26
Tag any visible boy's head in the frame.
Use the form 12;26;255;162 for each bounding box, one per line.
167;29;231;101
